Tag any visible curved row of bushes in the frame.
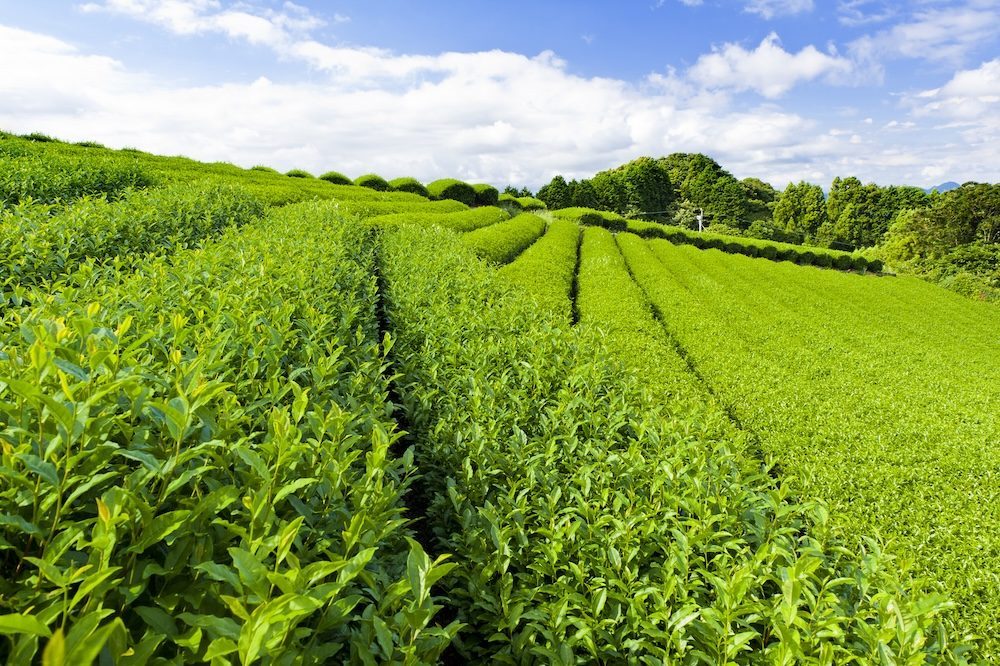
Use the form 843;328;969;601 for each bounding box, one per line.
270;168;498;207
499;193;547;213
551;208;881;273
629;219;883;272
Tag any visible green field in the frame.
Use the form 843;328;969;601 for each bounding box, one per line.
1;134;997;664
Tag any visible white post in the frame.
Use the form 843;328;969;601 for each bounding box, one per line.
696;208;704;232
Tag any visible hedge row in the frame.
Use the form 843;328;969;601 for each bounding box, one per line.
354;173;390;191
427;179;477;206
388;177;429;197
552;207;627;231
499;193;547;212
461;213;546;264
471;183;499;207
366;206;509;232
624;219;884;272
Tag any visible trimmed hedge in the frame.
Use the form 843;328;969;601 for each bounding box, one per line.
367;206;509;232
472;183;499;207
285;169;314;178
553;207;627;232
319;171;353;185
250;165;278;173
354;173;390;191
427;178;476;206
624;218;873;274
388;177;429;198
516;196;546;211
461;213;546;264
498;193;522;213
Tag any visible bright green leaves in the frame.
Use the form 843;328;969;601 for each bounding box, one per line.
461;213;547;265
0;200;450;664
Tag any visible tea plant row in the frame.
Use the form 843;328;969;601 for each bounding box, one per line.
616;233;998;658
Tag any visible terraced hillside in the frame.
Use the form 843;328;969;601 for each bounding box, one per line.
1;135;994;664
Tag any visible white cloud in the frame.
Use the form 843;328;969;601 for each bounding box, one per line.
1;20;996;190
849;3;1000;68
688;33;853;98
744;0;814;19
79;0;323;47
911;58;1000;120
837;0;896;27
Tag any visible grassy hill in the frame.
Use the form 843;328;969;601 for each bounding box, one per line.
0;133;994;663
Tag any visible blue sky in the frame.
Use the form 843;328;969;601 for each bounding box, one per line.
1;1;998;189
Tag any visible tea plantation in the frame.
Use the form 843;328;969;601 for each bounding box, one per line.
0;134;996;664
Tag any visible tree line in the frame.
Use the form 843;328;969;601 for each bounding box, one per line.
521;154;998;299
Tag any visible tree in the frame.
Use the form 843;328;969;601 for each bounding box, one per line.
826;177;931;248
536;175;571;210
880;183;1000;264
773;182;827;239
658;153;749;227
741;177;778;224
571;179;599;208
503;185;533;197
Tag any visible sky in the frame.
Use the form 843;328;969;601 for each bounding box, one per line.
0;1;998;190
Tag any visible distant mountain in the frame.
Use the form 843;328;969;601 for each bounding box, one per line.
925;181;960;194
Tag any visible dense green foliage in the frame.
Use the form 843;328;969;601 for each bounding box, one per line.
659;153;746;226
318;171;353;185
498;218;580;321
354;173;391;191
426;179;476;206
0;152;155;206
387;177;429;198
552;207;627;232
821;177;930;248
471;183;499;207
0;183;265;297
880;183;1000;300
367;206;508;232
616;234;998;657
284;169;314;179
1;130;993;662
0;201;458;663
625;218;873;271
379;223;967;662
460;213;545;264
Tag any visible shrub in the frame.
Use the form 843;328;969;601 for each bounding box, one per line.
388;177;429;197
851;256;870;272
250;165;278;173
833;254;854;270
286;169;314;178
760;245;779;260
498;193;523;216
797;250;816;266
427;178;477;206
867;258;884;273
20;132;58;143
814;253;834;268
354;173;390;191
319;171;353;185
725;241;745;255
74;141;106;149
472;183;500;207
517;196;547;211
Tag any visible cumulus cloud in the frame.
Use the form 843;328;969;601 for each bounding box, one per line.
1;15;996;189
911;58;1000;121
688;33;853;98
849;2;1000;67
744;0;814;19
79;0;323;47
